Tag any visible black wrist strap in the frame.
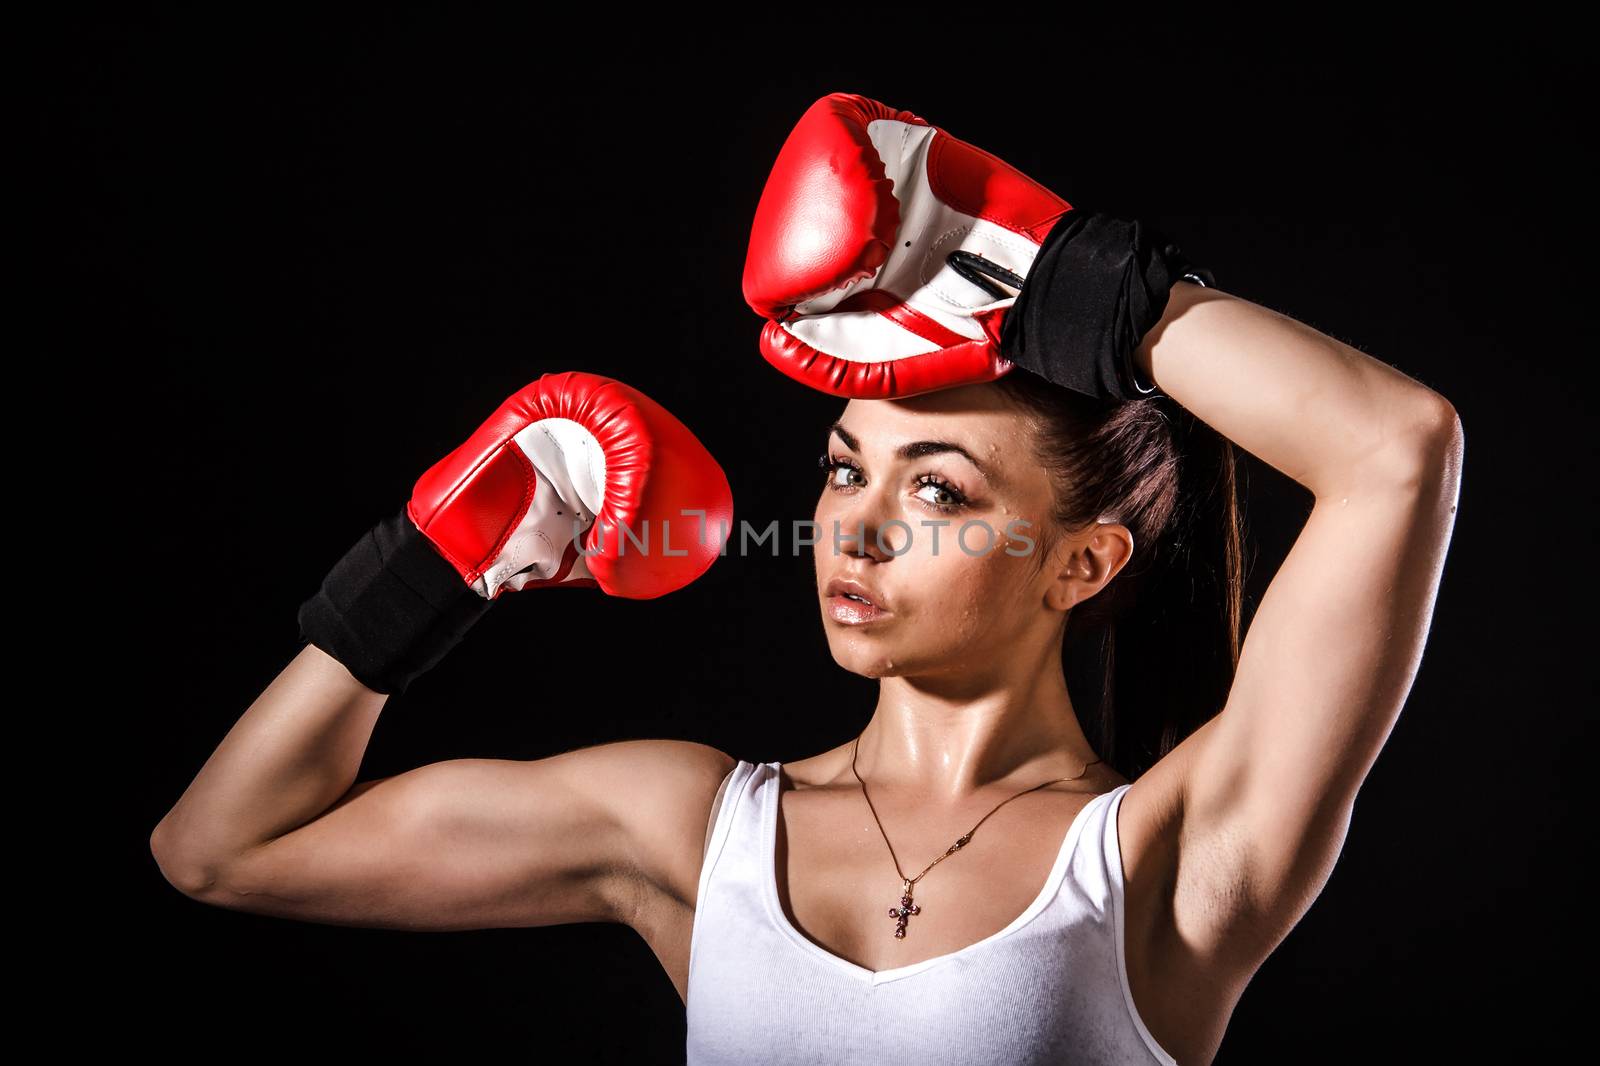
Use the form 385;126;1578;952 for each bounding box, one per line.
1000;208;1215;403
296;504;495;695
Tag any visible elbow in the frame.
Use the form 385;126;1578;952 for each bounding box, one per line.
1407;393;1464;477
1378;392;1464;489
150;821;225;899
1415;393;1462;445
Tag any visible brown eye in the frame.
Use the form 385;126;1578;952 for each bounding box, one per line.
914;474;969;514
819;455;864;489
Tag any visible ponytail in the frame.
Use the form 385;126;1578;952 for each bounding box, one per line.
996;372;1247;781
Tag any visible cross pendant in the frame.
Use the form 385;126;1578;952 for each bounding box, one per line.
888;879;921;939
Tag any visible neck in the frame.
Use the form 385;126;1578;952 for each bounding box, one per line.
840;668;1101;804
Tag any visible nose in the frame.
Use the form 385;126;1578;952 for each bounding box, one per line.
824;485;907;562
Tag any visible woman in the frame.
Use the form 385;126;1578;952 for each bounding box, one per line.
150;100;1464;1061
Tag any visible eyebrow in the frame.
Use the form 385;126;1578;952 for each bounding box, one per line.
827;421;994;484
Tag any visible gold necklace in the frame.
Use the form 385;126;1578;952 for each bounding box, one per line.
849;731;1103;940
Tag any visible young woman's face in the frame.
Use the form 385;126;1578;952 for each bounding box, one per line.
812;382;1068;681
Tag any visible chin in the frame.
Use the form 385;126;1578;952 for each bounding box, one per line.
835;658;900;680
825;636;908;679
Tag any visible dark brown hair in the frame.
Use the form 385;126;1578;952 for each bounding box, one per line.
994;369;1248;781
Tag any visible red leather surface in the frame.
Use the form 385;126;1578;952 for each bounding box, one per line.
409;371;733;599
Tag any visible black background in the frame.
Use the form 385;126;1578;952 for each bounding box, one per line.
61;10;1585;1062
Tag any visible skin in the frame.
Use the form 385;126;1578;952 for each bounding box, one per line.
151;282;1463;1066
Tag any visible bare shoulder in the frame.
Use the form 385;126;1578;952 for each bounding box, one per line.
595;738;739;925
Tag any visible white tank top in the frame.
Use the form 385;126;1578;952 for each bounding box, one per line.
685;760;1178;1065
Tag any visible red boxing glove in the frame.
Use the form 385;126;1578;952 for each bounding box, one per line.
299;371;733;694
742;92;1071;400
412;370;733;600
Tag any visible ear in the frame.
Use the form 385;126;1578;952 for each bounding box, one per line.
1043;521;1134;612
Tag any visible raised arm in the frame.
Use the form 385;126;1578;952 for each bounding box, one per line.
153;369;737;932
1127;280;1464;972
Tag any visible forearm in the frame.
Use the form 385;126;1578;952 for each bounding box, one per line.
1134;282;1458;498
150;643;388;885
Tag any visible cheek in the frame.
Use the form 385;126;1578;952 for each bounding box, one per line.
904;529;1032;631
813;490;849;540
812;494;865;568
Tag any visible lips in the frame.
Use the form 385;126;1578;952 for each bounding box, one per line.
825;576;890;611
